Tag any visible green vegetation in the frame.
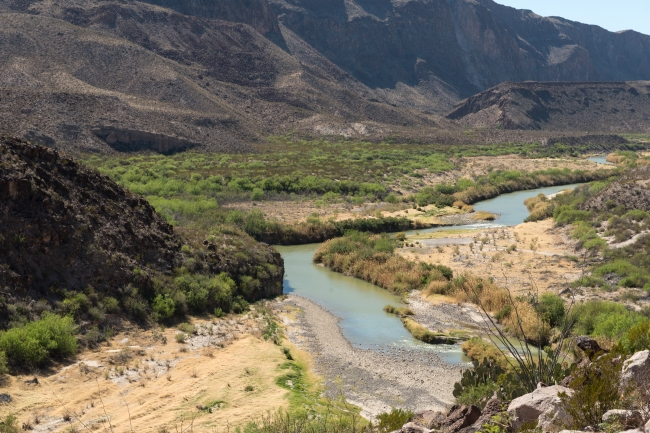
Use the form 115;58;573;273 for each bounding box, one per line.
382;305;414;317
375;409;415;433
559;353;627;430
313;231;453;294
536;177;650;292
401;317;460;344
83;138;615;245
0;314;77;368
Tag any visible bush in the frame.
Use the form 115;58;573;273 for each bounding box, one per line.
376;408;415;433
0;351;7;375
536;293;565;328
560;354;626;430
177;323;196;335
0;314;77;367
571;300;645;339
152;294;176;321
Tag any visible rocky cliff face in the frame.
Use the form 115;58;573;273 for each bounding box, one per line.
446;81;650;131
138;0;280;35
0;137;283;327
271;0;650;101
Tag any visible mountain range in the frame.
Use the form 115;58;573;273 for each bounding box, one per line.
0;0;649;153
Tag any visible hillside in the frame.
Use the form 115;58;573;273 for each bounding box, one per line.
1;0;650;152
447;81;650;131
0;137;283;332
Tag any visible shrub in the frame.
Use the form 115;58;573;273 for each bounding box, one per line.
535;293;565;328
0;314;77;367
0;351;7;375
560;354;626;430
571;301;645;338
102;296;120;314
152;294;176;321
376;408;414;433
175;333;187;343
177;323;196;335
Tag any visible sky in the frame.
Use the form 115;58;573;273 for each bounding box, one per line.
494;0;650;36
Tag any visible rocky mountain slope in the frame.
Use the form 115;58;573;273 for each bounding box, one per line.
447;81;650;131
0;0;649;152
0;137;283;329
270;0;650;108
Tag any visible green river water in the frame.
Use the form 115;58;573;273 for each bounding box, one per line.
275;181;593;364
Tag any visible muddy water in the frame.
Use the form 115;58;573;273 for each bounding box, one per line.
276;182;586;365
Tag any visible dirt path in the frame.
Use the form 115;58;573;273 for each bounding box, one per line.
276;295;462;419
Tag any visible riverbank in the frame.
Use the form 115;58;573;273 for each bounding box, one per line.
275;295;463;419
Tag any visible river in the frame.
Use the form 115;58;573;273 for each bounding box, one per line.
275;181;591;365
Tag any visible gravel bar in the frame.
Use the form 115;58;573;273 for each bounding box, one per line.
276;295;462;419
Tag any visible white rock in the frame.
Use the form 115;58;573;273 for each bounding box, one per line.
602;409;643;429
507;385;574;432
622;350;650;390
400;422;431;433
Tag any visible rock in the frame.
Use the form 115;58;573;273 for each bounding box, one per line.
461;397;506;432
412;410;446;429
575;336;606;360
507;385;574;432
441;405;481;433
620;429;650;433
24;377;39;385
0;393;12;404
400;422;431;433
602;410;644;429
621;351;650;390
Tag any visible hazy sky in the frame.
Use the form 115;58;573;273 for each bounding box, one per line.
494;0;650;36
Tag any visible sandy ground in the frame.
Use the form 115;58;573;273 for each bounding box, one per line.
0;310;293;432
400;219;583;296
275;295;462;420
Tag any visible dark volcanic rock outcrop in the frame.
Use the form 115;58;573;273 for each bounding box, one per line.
0;137;283;327
447;81;650;131
91;127;199;153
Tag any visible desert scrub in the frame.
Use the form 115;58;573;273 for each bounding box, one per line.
461;337;509;368
375;408;415;433
177;323;196;335
559;353;628;430
0;314;77;368
314;231;452;294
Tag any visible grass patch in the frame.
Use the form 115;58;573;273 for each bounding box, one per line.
383;305;414;317
401;318;460;345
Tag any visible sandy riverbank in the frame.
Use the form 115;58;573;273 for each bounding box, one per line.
275;295;463;419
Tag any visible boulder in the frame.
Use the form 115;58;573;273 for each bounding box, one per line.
412;410;446;429
602;410;643;429
621;351;650;390
400;422;431;433
575;336;606;360
461;397;506;432
507;385;574;432
441;405;481;433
